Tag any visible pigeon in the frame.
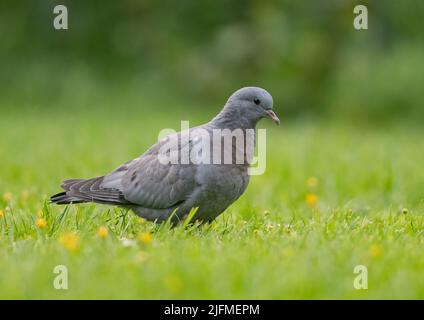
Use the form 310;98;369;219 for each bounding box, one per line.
50;87;280;223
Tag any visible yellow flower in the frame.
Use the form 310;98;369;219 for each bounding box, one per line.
135;251;150;263
59;232;80;252
97;226;108;238
3;192;13;202
138;232;153;244
36;218;47;229
21;190;30;200
305;193;318;207
307;176;318;188
0;210;4;218
368;244;383;259
164;275;182;293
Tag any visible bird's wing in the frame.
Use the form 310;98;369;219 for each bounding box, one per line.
101;130;199;209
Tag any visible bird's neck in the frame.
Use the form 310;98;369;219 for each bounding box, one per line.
210;105;258;130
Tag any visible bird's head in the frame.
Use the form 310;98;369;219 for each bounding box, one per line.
227;87;280;126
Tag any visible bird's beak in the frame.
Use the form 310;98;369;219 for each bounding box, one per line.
265;110;280;126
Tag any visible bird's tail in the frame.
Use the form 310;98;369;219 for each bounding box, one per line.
50;177;130;205
50;191;87;204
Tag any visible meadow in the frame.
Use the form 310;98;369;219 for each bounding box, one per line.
0;83;423;299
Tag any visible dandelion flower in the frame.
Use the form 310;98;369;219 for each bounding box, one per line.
305;193;318;207
36;218;47;229
97;226;108;238
164;275;182;293
0;210;4;218
59;232;80;252
135;251;150;263
138;232;153;244
3;192;13;202
307;176;318;188
21;190;30;200
368;244;383;258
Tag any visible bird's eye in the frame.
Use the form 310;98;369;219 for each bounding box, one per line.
254;98;261;105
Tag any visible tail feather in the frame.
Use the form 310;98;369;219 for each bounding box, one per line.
50;192;86;204
50;176;131;206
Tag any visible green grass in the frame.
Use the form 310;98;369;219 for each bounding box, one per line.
1;102;424;299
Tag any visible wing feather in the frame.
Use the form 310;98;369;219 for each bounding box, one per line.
102;131;198;209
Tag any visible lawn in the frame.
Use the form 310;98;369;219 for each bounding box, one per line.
1;93;424;299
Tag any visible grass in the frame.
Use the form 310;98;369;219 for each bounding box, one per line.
1;94;424;299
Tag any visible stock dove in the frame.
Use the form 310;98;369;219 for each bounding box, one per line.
51;87;280;223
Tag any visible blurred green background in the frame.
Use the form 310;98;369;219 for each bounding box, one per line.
1;0;423;123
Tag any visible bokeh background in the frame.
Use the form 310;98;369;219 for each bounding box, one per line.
1;0;423;123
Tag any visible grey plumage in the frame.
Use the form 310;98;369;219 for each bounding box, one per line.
50;87;279;223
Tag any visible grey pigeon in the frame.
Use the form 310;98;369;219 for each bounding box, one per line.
51;87;280;223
